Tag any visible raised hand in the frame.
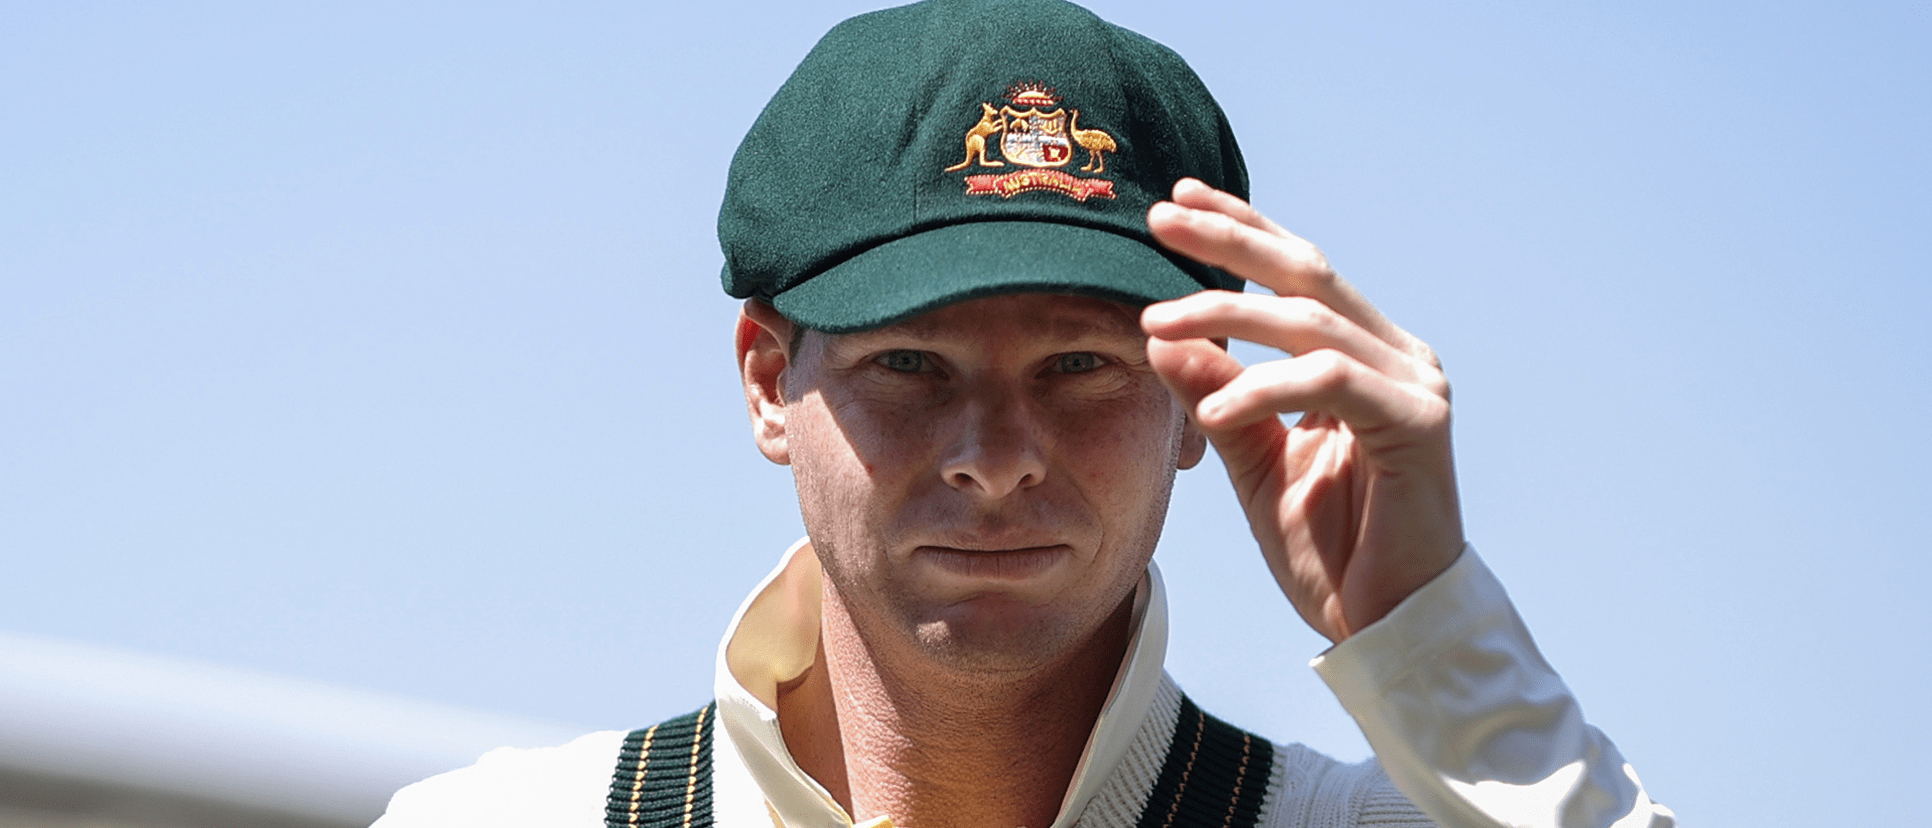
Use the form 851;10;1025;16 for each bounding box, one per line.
1143;179;1464;643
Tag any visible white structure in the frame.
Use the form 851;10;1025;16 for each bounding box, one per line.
0;632;582;828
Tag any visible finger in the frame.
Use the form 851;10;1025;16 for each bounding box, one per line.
1148;193;1437;366
1147;199;1326;298
1145;335;1286;451
1170;177;1287;236
1194;350;1450;453
1142;292;1439;388
1143;333;1236;406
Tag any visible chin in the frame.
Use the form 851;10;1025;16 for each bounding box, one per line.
907;602;1090;678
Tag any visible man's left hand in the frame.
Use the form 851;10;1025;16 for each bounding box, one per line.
1142;178;1464;643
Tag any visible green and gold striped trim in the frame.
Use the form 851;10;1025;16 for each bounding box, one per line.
604;695;1271;828
1135;695;1275;828
605;704;714;828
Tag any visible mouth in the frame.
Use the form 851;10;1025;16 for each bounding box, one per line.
915;545;1072;582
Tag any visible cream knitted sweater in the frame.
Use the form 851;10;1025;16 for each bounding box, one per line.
377;547;1672;828
376;673;1430;828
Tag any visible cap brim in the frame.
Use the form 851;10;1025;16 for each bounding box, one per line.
770;221;1214;333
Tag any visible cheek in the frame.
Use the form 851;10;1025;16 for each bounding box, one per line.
787;395;928;534
818;395;934;479
1056;395;1186;509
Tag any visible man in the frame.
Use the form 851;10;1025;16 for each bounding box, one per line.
377;0;1673;825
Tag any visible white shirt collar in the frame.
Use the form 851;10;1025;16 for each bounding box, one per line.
711;538;1172;828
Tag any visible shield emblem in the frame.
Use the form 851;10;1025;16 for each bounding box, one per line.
1000;107;1073;168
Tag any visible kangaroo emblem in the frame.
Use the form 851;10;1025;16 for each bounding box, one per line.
1069;109;1116;173
943;103;1007;172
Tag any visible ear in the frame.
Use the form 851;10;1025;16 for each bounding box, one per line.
737;300;795;466
1177;410;1207;470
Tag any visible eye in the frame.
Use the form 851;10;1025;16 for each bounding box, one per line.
1054;352;1103;373
876;350;932;373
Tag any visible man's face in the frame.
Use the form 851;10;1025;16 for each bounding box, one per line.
761;294;1205;676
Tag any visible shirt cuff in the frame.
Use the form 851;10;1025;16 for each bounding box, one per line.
1312;544;1551;697
1310;546;1673;828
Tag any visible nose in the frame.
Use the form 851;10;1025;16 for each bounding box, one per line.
939;389;1048;499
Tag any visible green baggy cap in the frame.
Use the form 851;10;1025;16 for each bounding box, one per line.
719;0;1248;333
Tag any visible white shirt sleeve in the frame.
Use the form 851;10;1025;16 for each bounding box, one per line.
1313;547;1676;828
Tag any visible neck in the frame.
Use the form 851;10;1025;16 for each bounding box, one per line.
777;584;1135;828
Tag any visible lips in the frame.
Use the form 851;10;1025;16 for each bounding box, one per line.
915;544;1072;582
920;543;1066;557
921;526;1070;554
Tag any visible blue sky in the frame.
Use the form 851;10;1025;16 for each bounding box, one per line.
4;2;1928;824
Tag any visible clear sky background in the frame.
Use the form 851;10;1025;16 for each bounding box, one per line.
4;1;1927;824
